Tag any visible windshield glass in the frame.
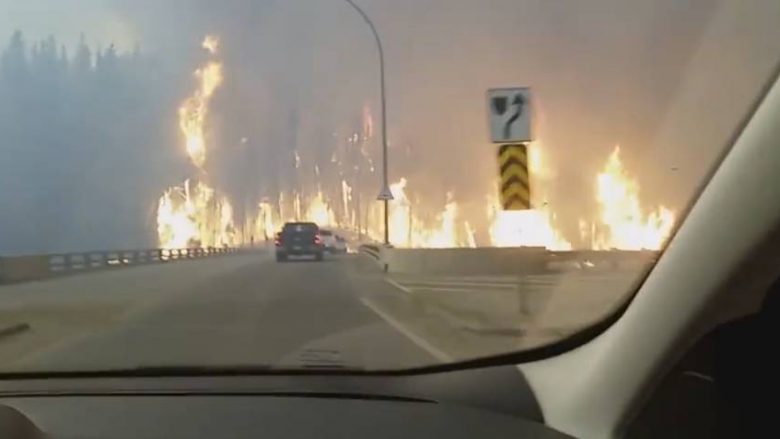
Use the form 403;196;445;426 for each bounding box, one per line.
1;1;779;373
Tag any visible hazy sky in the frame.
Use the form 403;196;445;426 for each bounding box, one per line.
0;0;139;50
2;0;779;251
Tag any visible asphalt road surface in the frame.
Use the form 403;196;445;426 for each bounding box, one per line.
1;250;638;373
2;252;454;372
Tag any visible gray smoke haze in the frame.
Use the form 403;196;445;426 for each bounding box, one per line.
1;0;779;253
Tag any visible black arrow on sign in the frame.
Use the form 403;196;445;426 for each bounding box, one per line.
503;94;525;139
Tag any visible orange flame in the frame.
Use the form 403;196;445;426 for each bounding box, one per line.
488;203;572;250
304;191;338;227
157;35;235;249
592;147;675;250
257;145;674;251
381;179;475;248
179;35;223;169
157;180;239;248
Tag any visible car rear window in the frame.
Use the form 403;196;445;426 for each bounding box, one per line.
282;223;318;234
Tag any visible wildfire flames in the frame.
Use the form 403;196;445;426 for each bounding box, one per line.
304;190;338;228
489;208;572;251
384;179;475;248
157;180;238;248
379;145;673;250
591;147;675;250
179;39;223;169
156;36;676;252
156;35;237;249
485;144;674;251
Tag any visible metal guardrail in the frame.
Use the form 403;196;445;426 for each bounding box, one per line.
0;247;242;284
358;244;381;260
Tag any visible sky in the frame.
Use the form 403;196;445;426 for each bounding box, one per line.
0;0;139;50
1;0;779;252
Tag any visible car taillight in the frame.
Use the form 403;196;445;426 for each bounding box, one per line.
314;234;323;245
274;233;281;246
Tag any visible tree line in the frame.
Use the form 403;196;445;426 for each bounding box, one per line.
0;31;185;254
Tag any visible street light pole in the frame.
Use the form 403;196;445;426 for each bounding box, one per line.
342;0;391;245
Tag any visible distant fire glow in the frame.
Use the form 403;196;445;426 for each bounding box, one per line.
233;145;674;251
156;38;674;251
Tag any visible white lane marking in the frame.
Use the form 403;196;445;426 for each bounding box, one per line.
395;274;634;283
401;280;519;288
396;275;520;282
396;279;555;290
384;278;413;294
359;298;452;363
409;286;519;294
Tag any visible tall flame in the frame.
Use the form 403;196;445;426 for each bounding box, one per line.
254;201;277;242
341;180;354;227
387;178;412;245
383;179;475;248
592;147;675;250
157;35;234;249
179;35;223;169
424;193;462;248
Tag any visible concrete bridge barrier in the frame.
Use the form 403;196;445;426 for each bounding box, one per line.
0;247;249;284
373;246;658;275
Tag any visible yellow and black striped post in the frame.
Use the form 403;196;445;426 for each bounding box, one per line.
498;143;531;210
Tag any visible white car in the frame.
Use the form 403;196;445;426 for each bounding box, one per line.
319;230;347;254
332;234;348;254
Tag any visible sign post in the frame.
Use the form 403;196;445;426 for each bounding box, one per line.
377;186;394;246
488;87;533;210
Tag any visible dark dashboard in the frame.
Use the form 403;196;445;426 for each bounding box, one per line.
0;366;573;438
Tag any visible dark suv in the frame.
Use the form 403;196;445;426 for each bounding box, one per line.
275;222;325;262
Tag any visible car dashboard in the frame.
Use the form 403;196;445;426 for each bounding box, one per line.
0;366;572;438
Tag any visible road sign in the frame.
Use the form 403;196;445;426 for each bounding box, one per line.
377;186;394;201
488;87;532;143
498;144;531;210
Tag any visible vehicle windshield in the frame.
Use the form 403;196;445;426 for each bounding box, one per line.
1;1;778;373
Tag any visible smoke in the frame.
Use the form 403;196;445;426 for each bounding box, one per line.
1;0;778;253
123;0;779;244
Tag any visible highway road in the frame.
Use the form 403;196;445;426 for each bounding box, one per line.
0;250;639;372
